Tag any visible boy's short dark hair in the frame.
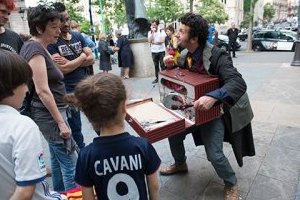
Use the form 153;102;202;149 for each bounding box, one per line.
180;13;209;47
27;5;61;36
0;50;32;101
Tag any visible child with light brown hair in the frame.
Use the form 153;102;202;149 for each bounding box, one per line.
65;73;161;200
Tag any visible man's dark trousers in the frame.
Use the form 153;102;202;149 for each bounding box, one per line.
152;51;165;79
228;40;236;57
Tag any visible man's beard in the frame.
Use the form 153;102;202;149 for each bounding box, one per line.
61;26;70;33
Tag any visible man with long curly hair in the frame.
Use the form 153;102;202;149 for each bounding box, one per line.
161;13;255;200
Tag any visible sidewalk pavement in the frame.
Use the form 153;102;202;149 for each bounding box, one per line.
45;50;300;199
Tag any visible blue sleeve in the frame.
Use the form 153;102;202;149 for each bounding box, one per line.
74;150;94;187
47;43;59;55
73;32;87;49
206;88;234;105
144;142;161;175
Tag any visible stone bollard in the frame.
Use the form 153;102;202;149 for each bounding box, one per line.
129;38;155;77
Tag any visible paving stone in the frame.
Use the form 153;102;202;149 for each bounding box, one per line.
251;121;278;134
272;126;300;151
258;145;300;184
252;141;271;157
252;129;275;145
211;152;262;194
247;175;296;200
196;181;247;200
160;158;215;200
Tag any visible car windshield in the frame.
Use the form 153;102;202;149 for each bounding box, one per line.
280;30;297;38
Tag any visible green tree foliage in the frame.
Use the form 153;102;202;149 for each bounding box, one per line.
241;0;259;28
146;0;184;23
263;3;275;22
102;0;126;30
244;0;251;13
198;0;228;24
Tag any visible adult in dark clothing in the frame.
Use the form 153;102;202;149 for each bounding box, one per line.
162;13;255;200
48;2;95;150
20;5;77;192
226;23;239;58
114;30;134;79
0;1;23;53
98;33;112;72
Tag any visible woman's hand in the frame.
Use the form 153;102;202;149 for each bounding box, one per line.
58;122;71;139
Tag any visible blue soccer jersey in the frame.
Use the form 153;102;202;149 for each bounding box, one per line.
75;132;161;200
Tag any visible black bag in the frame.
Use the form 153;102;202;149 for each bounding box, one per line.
20;84;35;117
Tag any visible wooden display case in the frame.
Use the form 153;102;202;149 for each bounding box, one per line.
159;68;221;125
126;99;186;143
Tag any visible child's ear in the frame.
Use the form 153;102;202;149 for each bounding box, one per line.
121;100;126;113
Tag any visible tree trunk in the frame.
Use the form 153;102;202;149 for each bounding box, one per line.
190;0;193;12
246;0;254;51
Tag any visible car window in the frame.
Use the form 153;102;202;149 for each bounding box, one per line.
254;32;264;38
264;31;278;39
278;33;287;39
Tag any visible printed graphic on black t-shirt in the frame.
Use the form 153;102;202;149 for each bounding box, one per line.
0;29;23;53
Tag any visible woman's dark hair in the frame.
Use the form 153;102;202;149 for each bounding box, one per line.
0;49;32;101
64;73;127;129
166;25;175;33
27;4;61;36
51;2;66;12
179;13;209;47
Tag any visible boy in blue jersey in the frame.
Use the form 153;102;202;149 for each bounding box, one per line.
64;73;161;200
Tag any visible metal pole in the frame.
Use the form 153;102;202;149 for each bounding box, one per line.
291;4;300;66
88;0;95;43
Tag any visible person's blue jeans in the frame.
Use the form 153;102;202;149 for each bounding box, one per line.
65;84;85;149
168;118;237;186
66;108;85;149
49;142;77;192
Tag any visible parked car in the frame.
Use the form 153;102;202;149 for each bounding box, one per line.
238;31;248;41
252;30;296;51
216;34;241;51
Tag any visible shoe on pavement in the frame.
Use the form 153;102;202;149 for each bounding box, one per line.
152;79;158;84
233;56;237;58
159;163;188;175
224;185;239;200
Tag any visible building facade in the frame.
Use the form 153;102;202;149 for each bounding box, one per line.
9;0;29;34
254;0;299;25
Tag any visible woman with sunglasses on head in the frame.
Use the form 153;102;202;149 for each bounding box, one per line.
20;4;77;193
